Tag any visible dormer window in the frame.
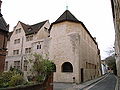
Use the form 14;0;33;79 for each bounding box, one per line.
16;28;21;34
28;28;32;31
26;35;33;41
44;27;48;32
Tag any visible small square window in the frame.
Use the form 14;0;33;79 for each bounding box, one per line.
13;50;19;55
25;48;31;53
14;39;20;44
26;35;33;41
16;28;21;34
37;45;41;49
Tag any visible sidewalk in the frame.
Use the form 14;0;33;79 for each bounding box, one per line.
115;76;120;90
73;74;107;89
53;74;107;90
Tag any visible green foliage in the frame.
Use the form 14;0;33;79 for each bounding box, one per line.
29;53;54;83
105;55;117;75
0;68;25;88
8;74;24;87
35;75;45;82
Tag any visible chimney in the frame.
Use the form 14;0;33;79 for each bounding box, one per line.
94;37;96;41
0;0;2;9
0;0;2;16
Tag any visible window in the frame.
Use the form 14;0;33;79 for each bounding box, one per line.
44;27;48;32
15;28;21;34
52;63;56;72
24;60;28;71
62;62;73;72
13;50;19;55
25;48;31;53
14;61;20;70
37;44;41;49
4;61;8;71
14;39;20;44
26;35;33;41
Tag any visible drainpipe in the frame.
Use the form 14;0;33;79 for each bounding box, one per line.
21;37;24;70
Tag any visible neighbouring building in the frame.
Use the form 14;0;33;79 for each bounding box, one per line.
5;20;50;77
5;10;101;84
0;0;9;72
111;0;120;77
101;60;108;75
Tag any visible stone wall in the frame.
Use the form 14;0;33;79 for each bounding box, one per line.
0;73;53;90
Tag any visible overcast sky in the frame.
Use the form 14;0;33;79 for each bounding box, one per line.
1;0;115;59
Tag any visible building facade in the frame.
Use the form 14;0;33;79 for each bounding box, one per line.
111;0;120;77
5;10;101;83
5;20;50;77
101;60;108;75
0;0;9;72
49;10;101;83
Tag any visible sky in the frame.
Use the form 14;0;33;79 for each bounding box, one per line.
1;0;115;59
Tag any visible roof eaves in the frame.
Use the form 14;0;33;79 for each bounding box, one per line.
80;22;97;45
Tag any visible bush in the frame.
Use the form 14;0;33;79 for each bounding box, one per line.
0;69;25;88
30;53;55;83
0;71;13;88
8;74;24;87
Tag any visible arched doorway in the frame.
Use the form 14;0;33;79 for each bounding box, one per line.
62;62;73;72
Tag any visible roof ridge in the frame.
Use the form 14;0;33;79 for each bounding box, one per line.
30;20;48;26
53;10;80;24
19;21;29;27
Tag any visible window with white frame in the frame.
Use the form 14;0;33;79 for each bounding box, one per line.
14;39;20;44
37;44;41;49
14;61;20;70
26;35;33;41
13;49;19;55
25;48;31;53
15;28;21;34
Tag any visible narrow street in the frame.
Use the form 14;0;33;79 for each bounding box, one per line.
53;74;117;90
84;74;117;90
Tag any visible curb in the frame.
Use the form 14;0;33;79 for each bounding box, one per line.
80;74;108;90
115;76;119;90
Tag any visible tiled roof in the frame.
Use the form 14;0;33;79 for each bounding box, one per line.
49;10;97;45
20;20;47;35
8;31;13;41
0;16;9;32
8;20;48;41
53;10;80;24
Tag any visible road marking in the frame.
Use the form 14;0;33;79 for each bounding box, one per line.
115;76;118;90
83;74;108;90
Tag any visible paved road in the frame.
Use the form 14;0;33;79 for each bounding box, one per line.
86;74;117;90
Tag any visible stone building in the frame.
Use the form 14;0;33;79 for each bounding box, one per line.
5;10;101;83
0;0;9;72
49;10;101;83
5;20;50;77
111;0;120;77
101;60;108;75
